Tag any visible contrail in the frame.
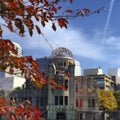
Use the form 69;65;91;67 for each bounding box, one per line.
102;0;115;45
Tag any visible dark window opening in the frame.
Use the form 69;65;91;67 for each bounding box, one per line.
40;97;43;106
88;99;95;108
65;96;68;105
60;96;63;105
65;80;68;89
88;99;91;107
57;112;66;120
80;113;83;120
92;99;95;107
55;96;58;105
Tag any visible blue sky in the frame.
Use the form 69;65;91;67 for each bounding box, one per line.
2;0;120;74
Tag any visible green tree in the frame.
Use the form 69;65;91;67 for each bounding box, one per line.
113;90;120;110
98;89;118;110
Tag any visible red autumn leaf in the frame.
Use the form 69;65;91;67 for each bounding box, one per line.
0;26;3;37
29;0;34;5
58;18;68;28
35;25;41;34
0;109;6;115
49;78;57;84
18;0;24;7
51;6;57;13
26;6;36;15
44;1;49;6
33;106;42;115
17;7;24;16
52;23;57;31
65;10;73;13
40;72;45;77
7;21;13;32
58;85;67;91
64;72;70;80
9;68;14;74
41;20;45;27
10;115;15;120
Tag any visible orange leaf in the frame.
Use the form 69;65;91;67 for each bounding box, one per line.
7;21;13;32
65;10;73;13
58;18;68;28
9;68;14;74
26;6;36;15
49;78;57;83
0;26;3;37
29;0;34;5
41;20;45;27
35;25;41;34
10;115;15;120
51;6;57;13
52;23;57;31
64;72;70;80
59;85;67;91
0;109;6;115
44;1;49;6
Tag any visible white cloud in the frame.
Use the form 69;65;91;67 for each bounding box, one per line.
2;23;106;61
4;23;120;65
105;36;120;49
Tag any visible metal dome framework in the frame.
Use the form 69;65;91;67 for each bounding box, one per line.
50;47;73;58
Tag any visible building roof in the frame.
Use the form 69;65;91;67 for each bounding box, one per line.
50;47;73;59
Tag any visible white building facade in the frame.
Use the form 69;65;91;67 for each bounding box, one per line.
0;41;25;91
108;68;120;90
108;68;120;77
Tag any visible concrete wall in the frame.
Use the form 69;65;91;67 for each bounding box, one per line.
75;111;120;120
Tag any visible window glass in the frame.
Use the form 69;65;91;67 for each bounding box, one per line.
65;96;68;105
60;96;63;105
55;96;58;105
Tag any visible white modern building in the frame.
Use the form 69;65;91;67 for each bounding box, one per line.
75;60;81;76
0;41;25;91
108;68;120;90
84;67;103;76
108;68;120;77
0;75;25;90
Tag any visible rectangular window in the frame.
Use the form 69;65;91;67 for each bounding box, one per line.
55;96;58;105
65;96;68;105
80;113;83;120
88;99;95;108
76;99;79;107
44;97;47;106
40;97;43;106
76;98;83;107
75;84;79;92
65;80;68;89
60;96;63;105
79;99;83;107
88;99;91;107
92;99;95;107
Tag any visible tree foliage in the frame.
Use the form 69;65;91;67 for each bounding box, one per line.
98;89;118;110
0;0;105;37
113;90;120;110
0;97;43;120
